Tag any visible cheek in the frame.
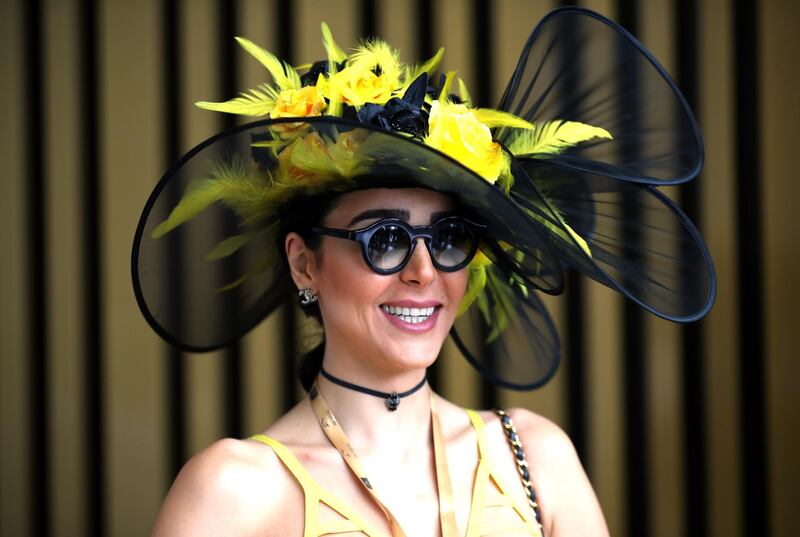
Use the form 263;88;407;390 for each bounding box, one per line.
314;245;387;317
445;270;469;304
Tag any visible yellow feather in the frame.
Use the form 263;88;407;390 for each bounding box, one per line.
473;108;535;129
348;39;403;83
234;37;301;91
195;83;278;116
406;47;444;82
439;71;457;101
457;78;472;107
321;22;348;64
507;120;612;156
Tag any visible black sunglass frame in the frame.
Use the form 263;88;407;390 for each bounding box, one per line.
311;216;486;275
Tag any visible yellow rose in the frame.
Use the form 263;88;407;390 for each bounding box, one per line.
424;101;507;183
269;86;326;137
329;65;397;107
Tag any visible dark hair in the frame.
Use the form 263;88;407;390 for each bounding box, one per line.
276;191;343;391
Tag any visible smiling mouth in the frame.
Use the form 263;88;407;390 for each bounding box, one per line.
380;304;439;324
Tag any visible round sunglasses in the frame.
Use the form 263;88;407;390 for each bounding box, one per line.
311;216;486;274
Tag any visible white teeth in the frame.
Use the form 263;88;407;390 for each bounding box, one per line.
381;304;438;323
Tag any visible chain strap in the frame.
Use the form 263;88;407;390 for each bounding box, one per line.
494;409;544;531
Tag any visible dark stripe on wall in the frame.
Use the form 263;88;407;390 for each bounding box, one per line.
23;0;51;535
675;0;708;534
616;1;649;535
79;0;105;534
471;0;498;411
565;271;587;460
360;0;377;40
733;0;769;535
218;0;244;438
162;0;187;477
414;0;442;394
559;0;588;467
416;0;434;66
274;1;300;412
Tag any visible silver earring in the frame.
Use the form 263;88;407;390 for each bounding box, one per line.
298;288;318;306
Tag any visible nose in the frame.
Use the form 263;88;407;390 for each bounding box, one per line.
399;237;436;286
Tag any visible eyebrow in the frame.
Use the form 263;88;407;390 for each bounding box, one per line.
347;209;459;228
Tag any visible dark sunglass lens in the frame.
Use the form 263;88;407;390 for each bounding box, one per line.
367;224;411;270
431;221;473;267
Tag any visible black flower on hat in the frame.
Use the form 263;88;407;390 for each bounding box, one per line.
357;74;429;138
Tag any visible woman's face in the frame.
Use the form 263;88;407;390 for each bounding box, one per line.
297;188;469;375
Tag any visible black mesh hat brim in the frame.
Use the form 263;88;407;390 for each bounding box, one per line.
512;160;716;322
450;263;561;391
131;117;564;353
497;7;704;185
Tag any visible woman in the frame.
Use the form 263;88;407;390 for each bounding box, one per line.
134;8;714;536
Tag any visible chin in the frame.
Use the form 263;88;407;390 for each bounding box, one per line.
377;332;448;372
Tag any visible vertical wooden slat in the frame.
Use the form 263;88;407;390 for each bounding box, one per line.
360;0;377;38
616;1;650;534
101;0;167;534
182;0;226;456
22;0;51;535
760;2;799;536
732;1;769;535
0;1;32;535
78;0;105;534
673;0;709;534
698;1;741;536
574;3;624;535
45;0;88;533
161;0;187;480
557;0;590;464
640;3;688;535
216;0;245;440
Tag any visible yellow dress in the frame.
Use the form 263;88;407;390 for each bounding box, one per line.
251;409;543;537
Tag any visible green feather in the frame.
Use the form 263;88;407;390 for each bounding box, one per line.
151;179;225;238
519;204;592;257
457;263;488;316
483;268;513;342
205;234;251;260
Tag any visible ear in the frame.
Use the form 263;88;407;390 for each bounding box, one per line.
285;232;320;290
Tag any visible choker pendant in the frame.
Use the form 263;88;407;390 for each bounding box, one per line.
385;392;401;411
319;368;428;411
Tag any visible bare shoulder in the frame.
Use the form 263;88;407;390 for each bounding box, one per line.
504;407;576;464
495;407;610;537
150;437;304;537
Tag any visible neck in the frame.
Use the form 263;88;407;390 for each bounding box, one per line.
313;359;433;456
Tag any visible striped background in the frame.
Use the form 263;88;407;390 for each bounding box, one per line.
1;0;797;536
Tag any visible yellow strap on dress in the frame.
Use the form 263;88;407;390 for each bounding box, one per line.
464;411;543;537
250;434;383;537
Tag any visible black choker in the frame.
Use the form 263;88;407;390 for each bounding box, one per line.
319;367;427;411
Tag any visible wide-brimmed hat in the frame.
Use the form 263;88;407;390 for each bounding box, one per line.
132;7;716;390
